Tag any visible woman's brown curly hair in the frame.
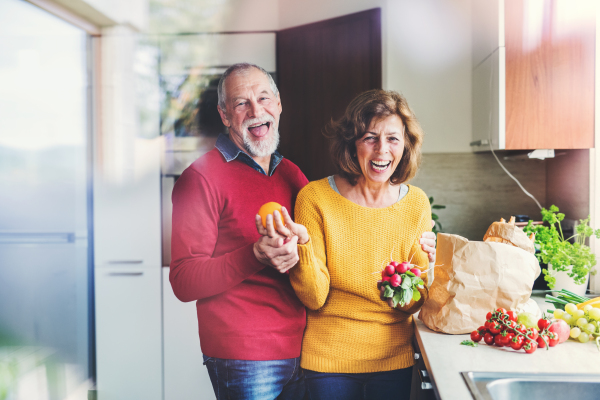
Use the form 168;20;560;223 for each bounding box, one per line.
324;89;424;186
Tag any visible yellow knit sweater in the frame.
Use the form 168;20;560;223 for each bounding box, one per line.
290;178;431;373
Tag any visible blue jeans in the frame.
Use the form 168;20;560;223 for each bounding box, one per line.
304;368;413;400
202;355;305;400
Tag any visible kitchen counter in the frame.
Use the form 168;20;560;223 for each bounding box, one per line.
413;295;600;400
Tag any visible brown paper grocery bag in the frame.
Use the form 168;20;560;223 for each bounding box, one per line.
418;233;541;334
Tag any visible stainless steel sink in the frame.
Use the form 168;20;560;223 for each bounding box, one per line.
462;371;600;400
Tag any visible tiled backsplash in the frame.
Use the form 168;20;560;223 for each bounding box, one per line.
411;153;548;240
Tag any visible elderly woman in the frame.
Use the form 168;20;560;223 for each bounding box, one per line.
260;89;431;400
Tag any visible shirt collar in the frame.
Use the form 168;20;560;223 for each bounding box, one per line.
215;133;284;176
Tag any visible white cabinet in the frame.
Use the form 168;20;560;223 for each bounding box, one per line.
94;137;162;267
95;266;163;400
94;27;162;268
162;267;215;400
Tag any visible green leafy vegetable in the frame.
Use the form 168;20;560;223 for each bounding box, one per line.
412;289;421;302
383;285;395;298
523;205;600;289
429;196;446;234
392;292;402;308
460;340;478;347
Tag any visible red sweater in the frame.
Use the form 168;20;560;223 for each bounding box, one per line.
170;148;309;360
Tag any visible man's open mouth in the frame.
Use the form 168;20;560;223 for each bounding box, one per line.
247;121;271;137
370;160;391;171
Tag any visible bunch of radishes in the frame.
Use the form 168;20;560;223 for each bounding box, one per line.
380;260;425;308
469;308;570;354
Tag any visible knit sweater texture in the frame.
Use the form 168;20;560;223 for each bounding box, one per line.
170;148;308;360
290;178;431;373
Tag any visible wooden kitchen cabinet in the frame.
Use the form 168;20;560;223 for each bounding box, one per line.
95;266;163;400
471;0;595;151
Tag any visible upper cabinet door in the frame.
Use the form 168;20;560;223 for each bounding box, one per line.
505;0;595;150
472;0;595;151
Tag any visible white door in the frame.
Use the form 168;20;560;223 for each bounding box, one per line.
163;267;215;400
95;267;163;400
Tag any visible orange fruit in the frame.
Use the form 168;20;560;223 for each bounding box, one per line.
258;202;284;228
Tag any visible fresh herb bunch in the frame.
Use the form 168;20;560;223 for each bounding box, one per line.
429;196;446;234
523;205;600;289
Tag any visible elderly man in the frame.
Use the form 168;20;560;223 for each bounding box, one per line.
170;63;436;400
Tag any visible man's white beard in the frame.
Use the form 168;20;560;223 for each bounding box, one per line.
241;116;280;157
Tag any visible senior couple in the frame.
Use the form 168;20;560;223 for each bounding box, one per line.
170;63;435;400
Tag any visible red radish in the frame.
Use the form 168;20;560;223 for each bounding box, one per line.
548;319;570;343
410;268;422;277
397;262;410;274
384;264;395;276
382;276;392;283
390;274;402;287
390;261;399;267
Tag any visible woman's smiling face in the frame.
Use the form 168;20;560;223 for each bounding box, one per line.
355;114;405;185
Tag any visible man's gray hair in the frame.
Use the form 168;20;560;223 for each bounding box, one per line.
217;63;279;110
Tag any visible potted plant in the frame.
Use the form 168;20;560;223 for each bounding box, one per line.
429;196;446;235
524;205;599;295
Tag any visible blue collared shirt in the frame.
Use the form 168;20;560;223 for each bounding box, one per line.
215;133;284;176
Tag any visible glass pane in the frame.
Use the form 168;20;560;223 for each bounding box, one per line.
0;0;91;397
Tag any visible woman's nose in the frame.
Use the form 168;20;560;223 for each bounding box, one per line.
375;137;388;153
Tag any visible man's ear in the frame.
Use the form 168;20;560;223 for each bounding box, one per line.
277;93;282;114
217;105;231;127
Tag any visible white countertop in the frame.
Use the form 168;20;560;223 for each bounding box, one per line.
413;295;600;400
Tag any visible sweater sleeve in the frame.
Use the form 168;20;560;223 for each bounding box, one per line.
289;187;331;310
169;168;265;302
396;199;432;315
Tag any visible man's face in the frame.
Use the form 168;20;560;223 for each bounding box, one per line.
218;68;282;158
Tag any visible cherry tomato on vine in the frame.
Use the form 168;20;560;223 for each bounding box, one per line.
523;340;538;354
471;330;483;342
547;331;559;347
510;335;524;351
494;334;505;347
505;320;517;332
537;334;549;349
484;332;495;346
515;324;527;335
526;329;539;341
489;322;502;335
538;318;551;331
507;311;518;322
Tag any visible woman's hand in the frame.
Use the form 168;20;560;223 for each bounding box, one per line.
420;221;437;262
255;206;310;245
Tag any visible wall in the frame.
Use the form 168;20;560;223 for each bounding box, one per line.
411;153;546;240
279;0;472;154
150;0;279;33
278;0;550;241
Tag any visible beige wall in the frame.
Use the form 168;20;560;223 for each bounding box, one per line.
150;0;279;33
411;153;547;240
279;0;473;154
